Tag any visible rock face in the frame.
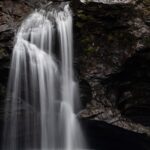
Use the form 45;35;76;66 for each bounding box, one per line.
103;48;150;126
75;0;150;134
80;0;132;4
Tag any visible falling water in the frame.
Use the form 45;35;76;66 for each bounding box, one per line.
2;3;85;150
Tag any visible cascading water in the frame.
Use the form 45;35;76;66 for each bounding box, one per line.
2;3;86;150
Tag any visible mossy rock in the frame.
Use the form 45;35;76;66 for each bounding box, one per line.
143;0;150;6
143;36;150;47
77;10;94;21
0;84;6;100
76;22;84;28
0;48;8;60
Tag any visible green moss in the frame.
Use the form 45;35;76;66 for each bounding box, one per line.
143;7;150;16
81;36;91;44
0;48;7;59
108;34;114;41
76;22;84;28
143;36;150;47
107;31;136;47
77;13;88;20
80;34;97;55
77;10;84;14
85;46;95;54
0;84;6;100
143;0;150;6
0;48;5;59
77;12;94;21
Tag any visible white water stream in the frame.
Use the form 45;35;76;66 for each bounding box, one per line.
3;4;85;150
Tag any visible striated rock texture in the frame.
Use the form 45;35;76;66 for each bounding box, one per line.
80;0;132;4
75;0;150;135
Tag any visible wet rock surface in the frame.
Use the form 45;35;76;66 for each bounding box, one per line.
75;0;150;135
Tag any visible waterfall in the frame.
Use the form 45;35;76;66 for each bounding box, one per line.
2;3;85;150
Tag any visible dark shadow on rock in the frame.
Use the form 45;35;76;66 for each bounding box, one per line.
103;47;150;126
80;119;150;150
